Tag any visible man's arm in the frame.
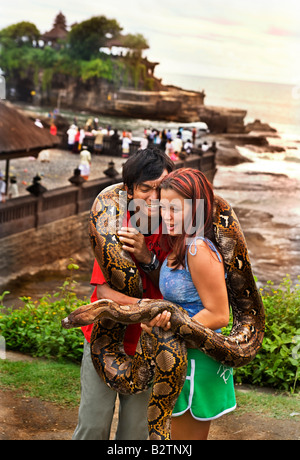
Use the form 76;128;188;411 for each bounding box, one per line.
96;283;139;305
144;267;160;288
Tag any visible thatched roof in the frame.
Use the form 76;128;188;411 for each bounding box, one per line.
41;25;68;41
105;34;130;48
105;34;149;50
41;13;68;41
0;102;58;159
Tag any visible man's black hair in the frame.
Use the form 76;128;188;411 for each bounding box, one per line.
122;148;174;194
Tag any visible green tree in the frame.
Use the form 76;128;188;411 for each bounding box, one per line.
68;16;122;60
0;21;40;47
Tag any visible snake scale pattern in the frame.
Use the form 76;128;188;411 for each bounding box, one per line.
62;182;265;439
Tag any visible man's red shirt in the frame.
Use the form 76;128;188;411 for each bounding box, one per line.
81;216;168;355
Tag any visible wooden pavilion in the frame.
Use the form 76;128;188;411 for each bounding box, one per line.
40;12;68;48
0;102;58;195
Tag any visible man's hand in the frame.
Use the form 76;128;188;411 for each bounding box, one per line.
118;227;152;264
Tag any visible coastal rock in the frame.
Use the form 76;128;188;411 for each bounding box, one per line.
198;106;247;134
232;206;299;286
245;119;277;134
49;79;206;123
244;144;285;153
223;133;269;146
234;207;274;224
216;142;253;166
245;171;288;179
37;74;248;129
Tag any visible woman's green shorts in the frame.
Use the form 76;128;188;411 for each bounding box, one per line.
173;348;236;421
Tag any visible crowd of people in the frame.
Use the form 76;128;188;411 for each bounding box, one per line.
66;117;215;163
139;127;193;161
64;118;218;182
0;113;216;202
66;117;113;154
141;127;217;162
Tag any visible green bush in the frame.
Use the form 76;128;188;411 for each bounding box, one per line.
1;273;299;392
230;275;300;392
0;264;86;361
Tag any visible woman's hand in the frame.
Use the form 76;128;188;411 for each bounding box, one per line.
141;310;171;335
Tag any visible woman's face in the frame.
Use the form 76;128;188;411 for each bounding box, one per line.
160;188;192;236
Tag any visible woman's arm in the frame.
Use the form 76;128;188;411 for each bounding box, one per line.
98;284;171;334
188;239;229;330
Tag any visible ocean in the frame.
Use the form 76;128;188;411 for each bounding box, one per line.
160;74;300;285
161;73;300;137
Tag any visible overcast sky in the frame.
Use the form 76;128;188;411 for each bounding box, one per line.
1;0;300;85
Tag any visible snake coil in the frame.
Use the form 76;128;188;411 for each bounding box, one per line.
62;182;265;439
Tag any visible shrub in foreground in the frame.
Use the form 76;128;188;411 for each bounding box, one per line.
226;275;300;392
0;265;86;361
0;274;299;391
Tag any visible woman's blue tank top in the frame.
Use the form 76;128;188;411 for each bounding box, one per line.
159;237;224;331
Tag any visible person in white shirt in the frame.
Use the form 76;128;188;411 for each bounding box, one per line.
67;125;77;150
122;135;132;158
79;146;92;180
0;172;6;202
172;136;183;154
8;176;19;199
140;136;148;150
201;141;209;152
184;139;193;154
165;138;175;157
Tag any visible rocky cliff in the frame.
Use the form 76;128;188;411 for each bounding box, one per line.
47;76;247;133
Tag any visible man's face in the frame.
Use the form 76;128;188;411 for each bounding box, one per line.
126;169;169;220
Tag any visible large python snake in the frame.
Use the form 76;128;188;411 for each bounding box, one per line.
62;182;265;440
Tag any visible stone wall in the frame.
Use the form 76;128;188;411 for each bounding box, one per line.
0;212;92;290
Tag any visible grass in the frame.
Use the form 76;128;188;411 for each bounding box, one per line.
235;387;300;420
0;358;299;422
0;359;81;407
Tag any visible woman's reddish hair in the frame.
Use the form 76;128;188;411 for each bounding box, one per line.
160;168;215;270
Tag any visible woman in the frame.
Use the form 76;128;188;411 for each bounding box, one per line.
142;168;236;440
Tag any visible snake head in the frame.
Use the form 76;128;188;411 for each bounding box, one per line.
61;299;119;329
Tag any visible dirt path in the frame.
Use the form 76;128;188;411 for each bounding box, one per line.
1;387;299;440
1;352;299;441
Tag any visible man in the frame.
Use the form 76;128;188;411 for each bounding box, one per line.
93;128;104;154
72;148;174;440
